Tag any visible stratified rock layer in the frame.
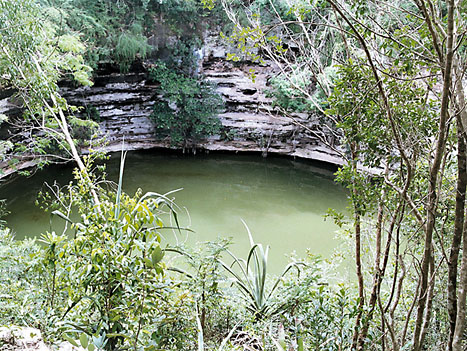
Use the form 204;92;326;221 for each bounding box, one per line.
0;32;344;178
60;50;342;165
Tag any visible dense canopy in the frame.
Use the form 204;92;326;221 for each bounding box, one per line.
1;0;467;350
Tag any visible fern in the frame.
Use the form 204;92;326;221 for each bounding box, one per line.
114;24;150;72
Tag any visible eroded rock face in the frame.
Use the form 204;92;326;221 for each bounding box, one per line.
59;33;343;165
61;69;159;152
199;57;343;164
0;32;344;176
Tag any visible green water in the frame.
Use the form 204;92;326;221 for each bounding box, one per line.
0;151;348;272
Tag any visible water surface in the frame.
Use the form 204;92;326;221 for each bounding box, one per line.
1;151;348;272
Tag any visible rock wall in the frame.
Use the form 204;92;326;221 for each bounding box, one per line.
199;58;342;164
60;37;343;165
0;33;344;177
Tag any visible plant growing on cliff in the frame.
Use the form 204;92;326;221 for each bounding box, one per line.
149;61;223;148
115;22;151;73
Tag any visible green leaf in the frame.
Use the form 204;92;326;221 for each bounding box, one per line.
151;246;164;265
80;333;89;349
144;257;153;268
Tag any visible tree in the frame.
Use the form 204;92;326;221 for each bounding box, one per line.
0;0;102;203
217;0;467;349
0;0;100;177
149;61;223;149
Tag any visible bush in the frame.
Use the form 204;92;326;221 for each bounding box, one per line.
0;229;46;329
35;156;183;350
149;61;223;148
276;263;358;350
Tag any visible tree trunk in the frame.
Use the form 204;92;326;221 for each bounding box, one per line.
452;212;467;351
413;0;455;349
357;192;385;350
447;118;467;351
350;143;365;350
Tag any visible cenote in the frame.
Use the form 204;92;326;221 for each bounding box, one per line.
0;151;348;273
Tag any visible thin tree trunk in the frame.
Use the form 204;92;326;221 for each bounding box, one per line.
350;143;365;350
379;289;400;351
420;251;436;347
447;118;467;351
30;57;101;209
357;187;385;350
352;199;364;350
452;210;467;351
384;203;404;313
413;0;455;348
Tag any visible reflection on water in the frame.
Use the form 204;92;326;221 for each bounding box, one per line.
0;151;348;273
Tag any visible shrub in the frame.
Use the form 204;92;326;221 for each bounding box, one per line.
37;155;182;350
277;266;358;350
149;62;223;148
114;23;151;72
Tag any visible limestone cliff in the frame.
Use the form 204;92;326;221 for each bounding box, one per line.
61;33;343;164
0;32;344;178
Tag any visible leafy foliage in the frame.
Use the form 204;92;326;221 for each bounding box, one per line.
0;229;46;328
275;259;358;350
42;0;219;71
149;62;223;147
327;60;437;169
42;0;154;70
34;156;182;350
0;0;96;171
267;66;336;113
114;23;151;73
